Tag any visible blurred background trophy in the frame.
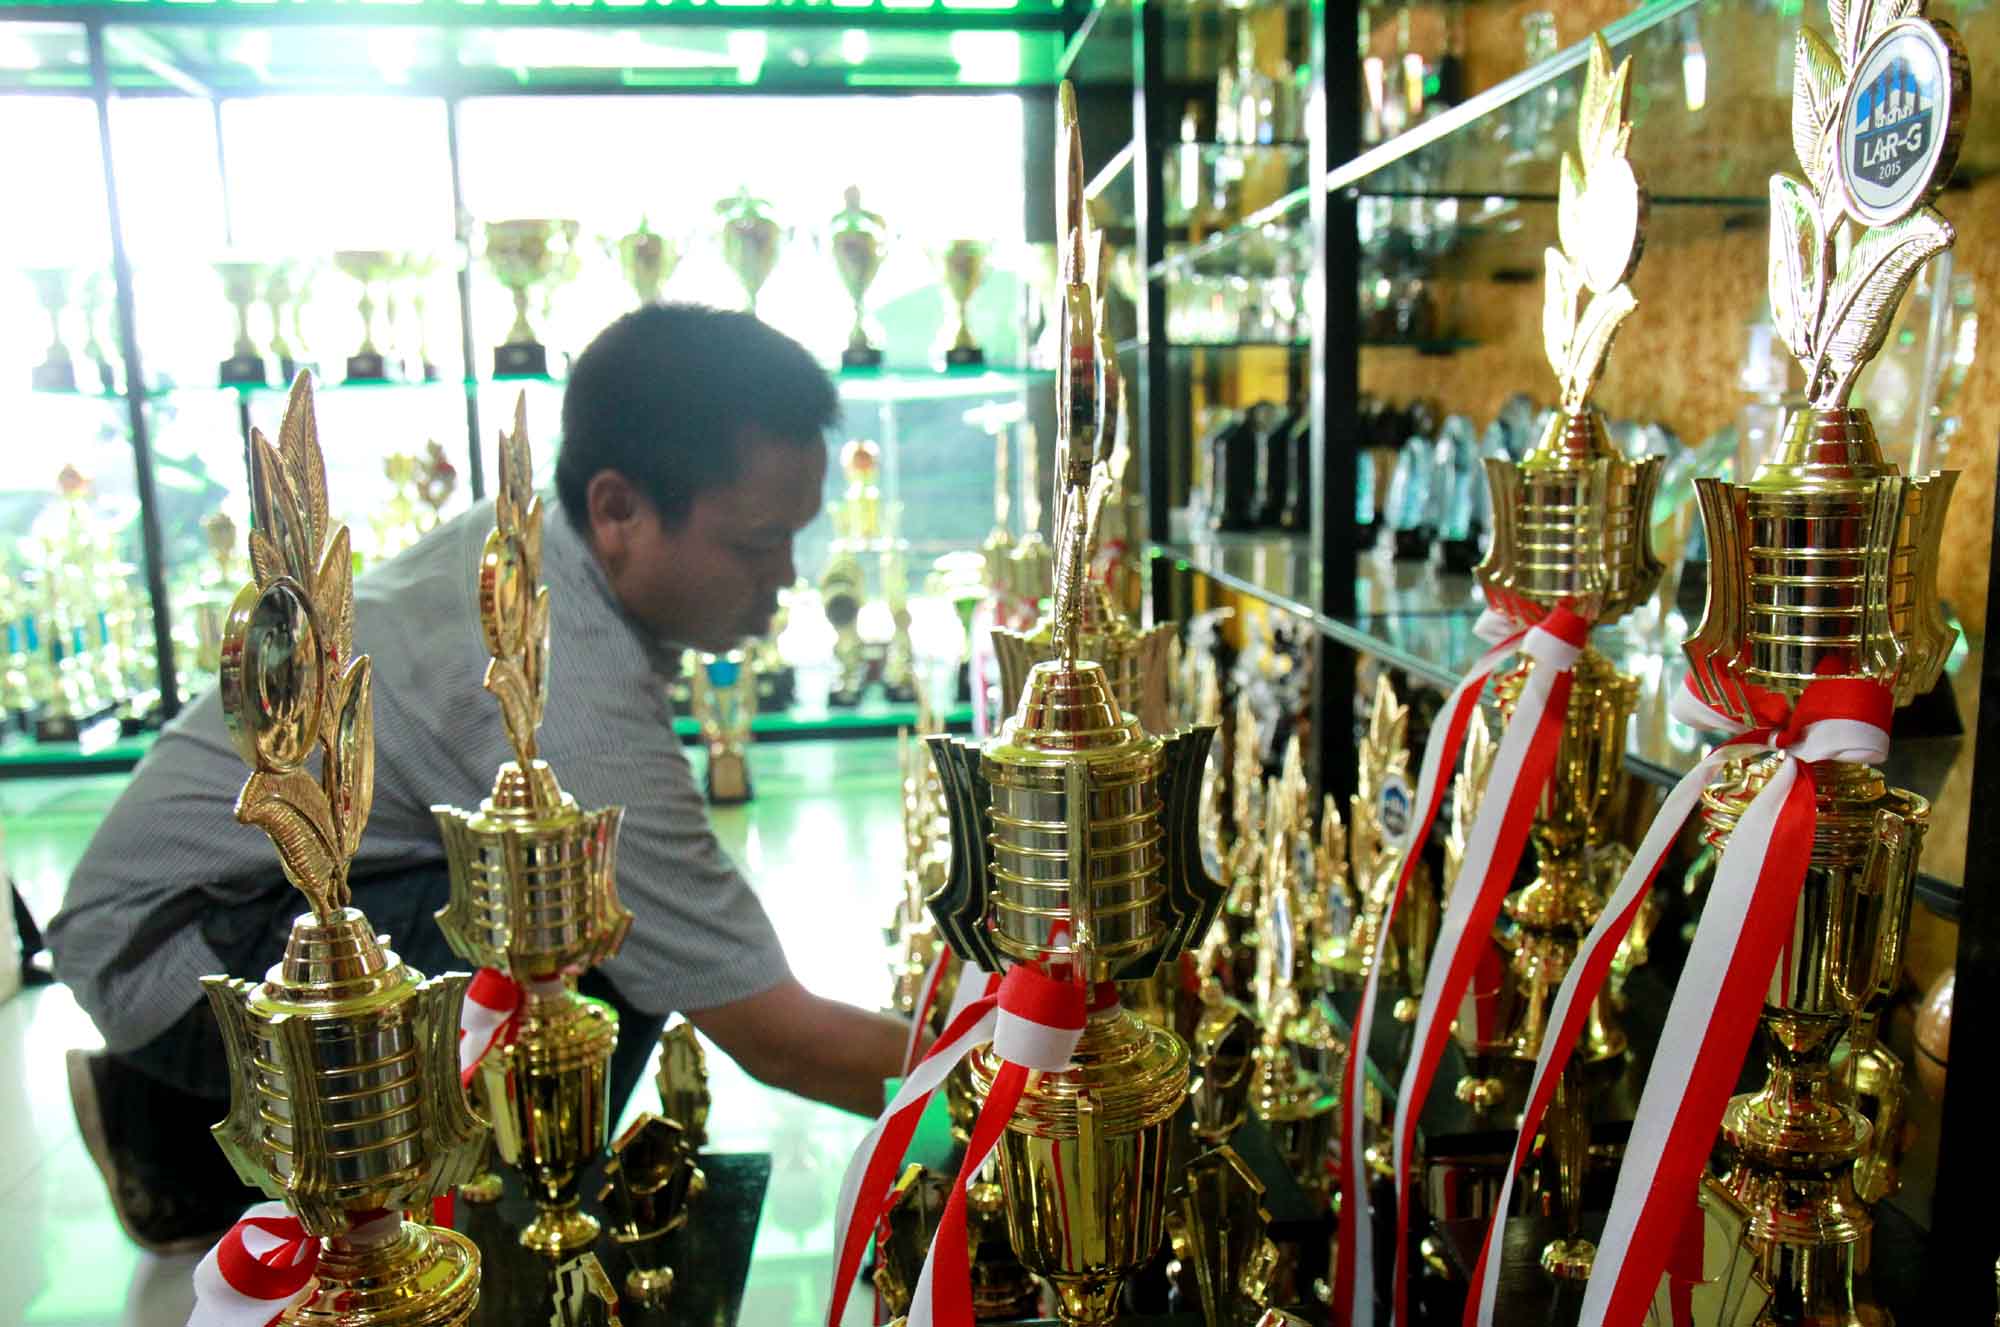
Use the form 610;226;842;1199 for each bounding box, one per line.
615;220;678;306
599;1113;705;1308
433;397;632;1258
717;187;782;317
939;239;988;368
25;266;77;391
830;186;887;368
924;83;1223;1327
1686;6;1967;1320
333;248;395;382
215;259;270;387
821;438;881;708
691;649;756;804
484;219;578;378
202;374;486;1324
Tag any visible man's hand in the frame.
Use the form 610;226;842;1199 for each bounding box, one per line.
686;977;909;1117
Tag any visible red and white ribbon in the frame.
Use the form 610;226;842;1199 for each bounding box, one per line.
1332;606;1553;1327
457;969;570;1087
189;1203;397;1327
827;963;1083;1327
1464;674;1891;1327
901;947;956;1079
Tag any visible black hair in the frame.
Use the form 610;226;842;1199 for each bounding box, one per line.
557;303;840;531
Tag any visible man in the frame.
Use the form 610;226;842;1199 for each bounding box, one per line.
49;305;912;1253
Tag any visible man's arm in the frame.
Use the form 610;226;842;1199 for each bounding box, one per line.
687;977;909;1117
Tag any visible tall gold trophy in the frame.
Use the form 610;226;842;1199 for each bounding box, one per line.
432;398;633;1258
1689;5;1966;1319
204;375;486;1325
1475;36;1662;1076
831;186;888;368
924;83;1224;1327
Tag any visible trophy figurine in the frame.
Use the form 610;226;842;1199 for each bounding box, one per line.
333;249;397;382
926;83;1224;1327
1475;35;1663;1089
615;221;679;306
215;260;270;386
25;267;78;392
939;239;989;368
691;649;756;804
484;220;577;378
1685;6;1967;1320
433;396;633;1258
654;1022;711;1149
202;374;485;1325
717;187;782;316
830;186;887;368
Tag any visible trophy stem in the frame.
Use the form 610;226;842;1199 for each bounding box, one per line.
282;1218;481;1327
357;287;380;355
507;286;535;346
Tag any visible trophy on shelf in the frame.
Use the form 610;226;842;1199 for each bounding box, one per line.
25;266;77;392
939;239;989;368
215;259;270;387
923;83;1225;1327
1682;6;1967;1319
615;220;679;306
821;439;881;708
432;396;633;1258
830;186;887;368
78;270;119;394
202;374;486;1325
333;249;397;382
690;649;756;804
717;187;782;317
264;261;305;384
1474;35;1663;1111
484;219;578;378
398;251;442;382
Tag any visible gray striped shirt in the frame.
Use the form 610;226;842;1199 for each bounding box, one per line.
49;495;790;1052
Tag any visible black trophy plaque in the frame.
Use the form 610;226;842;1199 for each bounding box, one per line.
495;340;549;378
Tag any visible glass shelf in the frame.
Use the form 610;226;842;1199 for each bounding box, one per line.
0;724;155;779
671;697;973;742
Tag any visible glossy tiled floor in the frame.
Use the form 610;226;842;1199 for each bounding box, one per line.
0;739;904;1327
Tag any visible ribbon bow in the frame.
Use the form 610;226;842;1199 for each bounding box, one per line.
1465;673;1891;1327
457;967;573;1086
189;1204;399;1327
829;963;1087;1327
1335;604;1589;1327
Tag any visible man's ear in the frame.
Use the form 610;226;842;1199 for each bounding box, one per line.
584;471;646;576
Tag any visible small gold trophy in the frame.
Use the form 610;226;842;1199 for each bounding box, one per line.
691;649;756;804
831;186;887;368
821;439;881;708
939;239;989;368
1165;1147;1282;1326
599;1114;705;1308
1688;5;1966;1319
333;249;397;383
614;221;679;306
1321;675;1428;1004
485;220;579;378
433;397;633;1258
215;260;271;387
926;84;1224;1327
654;1022;711;1150
203;374;486;1325
717;187;782;317
24;266;78;392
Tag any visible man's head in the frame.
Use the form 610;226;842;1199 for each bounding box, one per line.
558;304;837;653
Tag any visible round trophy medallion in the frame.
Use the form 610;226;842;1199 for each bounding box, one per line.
1836;18;1967;226
1377;770;1414;851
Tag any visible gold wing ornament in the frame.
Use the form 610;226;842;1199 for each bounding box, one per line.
480;392;553;780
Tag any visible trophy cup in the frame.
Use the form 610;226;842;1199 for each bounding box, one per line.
333;249;397;382
1475;36;1662;1078
614;221;679;306
691;649;756;804
1685;6;1966;1319
599;1114;706;1308
830;186;887;368
25;267;77;392
717;188;782;317
202;374;485;1325
925;84;1225;1327
432;398;633;1258
215;260;270;386
484;220;577;378
939;239;989;368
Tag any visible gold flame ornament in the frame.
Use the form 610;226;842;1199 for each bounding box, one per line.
205;374;484;1325
433;396;631;1260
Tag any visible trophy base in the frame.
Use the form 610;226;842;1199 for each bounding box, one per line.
284;1220;480;1327
1393;529;1432;562
34;711;80;744
1455;1075;1505;1109
1437;536;1480;575
278;356;303;385
625;1264;674;1309
828;684;866;709
1538;1236;1594;1279
520;1199;601;1259
882;677;918;704
754;666;795;712
841;345;883;369
705;752;752;806
219;353;269;387
944;346;986;369
494;342;549;378
345;351;389;383
32;360;77;393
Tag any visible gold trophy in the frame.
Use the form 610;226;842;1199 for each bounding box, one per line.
614;221;679;306
1687;5;1966;1319
1476;36;1662;1078
717;187;782;316
655;1022;711;1150
25;266;78;392
432;397;633;1258
264;262;302;384
333;249;397;382
691;649;756;804
599;1114;705;1308
1166;1147;1282;1325
831;186;888;368
203;374;486;1325
821;439;881;708
215;260;270;387
925;83;1224;1327
1320;676;1428;1008
939;239;989;368
484;219;579;378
